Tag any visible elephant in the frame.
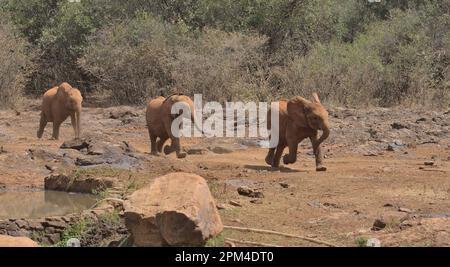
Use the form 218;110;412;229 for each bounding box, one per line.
146;93;198;159
265;93;330;171
37;82;83;140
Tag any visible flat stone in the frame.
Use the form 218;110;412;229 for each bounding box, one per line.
43;220;66;229
27;221;44;231
229;200;242;207
237;186;264;198
46;233;61;244
0;235;39;247
15;220;28;229
60;139;90;151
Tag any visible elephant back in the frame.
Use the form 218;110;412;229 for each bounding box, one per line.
56;82;73;98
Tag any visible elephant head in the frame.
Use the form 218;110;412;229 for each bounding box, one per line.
287;93;330;144
165;94;203;134
56;83;83;138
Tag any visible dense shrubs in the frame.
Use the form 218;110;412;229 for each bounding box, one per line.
79;14;268;104
275;8;449;107
1;0;449;107
0;19;33;109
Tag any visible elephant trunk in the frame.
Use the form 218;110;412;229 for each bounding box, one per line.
317;124;330;145
75;109;81;139
191;112;205;135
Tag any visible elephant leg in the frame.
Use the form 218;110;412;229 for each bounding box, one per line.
265;148;275;166
164;137;186;159
163;118;187;159
70;114;78;140
149;134;158;156
310;135;327;172
283;141;300;165
272;144;286;168
157;135;169;153
52;121;62;140
37;114;47;139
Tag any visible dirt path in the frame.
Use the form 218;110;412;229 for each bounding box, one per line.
0;100;449;246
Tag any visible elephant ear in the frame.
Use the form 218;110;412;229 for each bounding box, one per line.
312;93;321;104
287;96;311;128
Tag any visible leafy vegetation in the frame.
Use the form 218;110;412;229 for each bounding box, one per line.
0;0;448;107
205;234;225;247
355;236;368;247
54;217;91;247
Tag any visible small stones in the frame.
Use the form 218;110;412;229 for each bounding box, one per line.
45;164;57;172
279;182;290;189
232;219;243;224
371;212;409;231
323;202;341;209
27;149;61;161
60;139;90;151
211;146;234;154
391;122;409;130
46;233;61;244
237;186;264;198
28;221;44;231
42;219;67;229
398;207;413;213
307;200;322;208
15;220;28;229
250;199;263;205
372;219;386;231
6;223;19;232
45;227;56;234
387;140;406;151
424;161;434;166
216;204;229;210
229;200;242;207
109;109;138;120
363;150;379;157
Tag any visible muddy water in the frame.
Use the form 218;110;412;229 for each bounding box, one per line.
0;190;97;219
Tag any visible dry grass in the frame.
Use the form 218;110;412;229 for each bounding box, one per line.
0;21;33;109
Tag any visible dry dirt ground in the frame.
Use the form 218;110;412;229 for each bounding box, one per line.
0;99;449;247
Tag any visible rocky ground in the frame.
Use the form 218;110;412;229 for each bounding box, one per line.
0;99;449;247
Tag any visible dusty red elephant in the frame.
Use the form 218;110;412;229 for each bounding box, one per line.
146;94;199;159
37;82;83;140
266;93;330;171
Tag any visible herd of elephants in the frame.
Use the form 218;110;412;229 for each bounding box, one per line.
38;82;331;172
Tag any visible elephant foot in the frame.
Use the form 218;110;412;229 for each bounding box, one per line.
150;151;159;156
316;165;327;172
283;155;295;165
164;146;174;155
265;155;273;166
50;137;58;141
177;152;187;159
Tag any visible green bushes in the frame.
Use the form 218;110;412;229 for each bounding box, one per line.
79;14;268;104
1;0;449;107
273;7;449;107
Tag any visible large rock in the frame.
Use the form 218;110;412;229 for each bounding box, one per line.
124;173;223;247
60;139;90;151
0;235;39;247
